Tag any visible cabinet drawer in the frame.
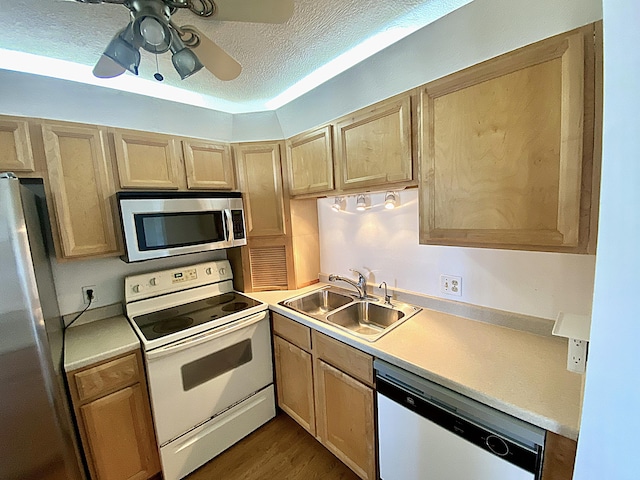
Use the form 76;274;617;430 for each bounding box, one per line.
312;331;373;387
272;313;312;351
73;353;141;403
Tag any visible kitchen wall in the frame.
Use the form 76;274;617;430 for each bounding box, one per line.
50;251;226;316
318;190;596;321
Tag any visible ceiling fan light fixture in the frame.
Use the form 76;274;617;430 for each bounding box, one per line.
103;27;141;75
170;29;203;79
134;15;172;53
172;47;204;79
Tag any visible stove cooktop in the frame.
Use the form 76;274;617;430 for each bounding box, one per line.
132;291;262;341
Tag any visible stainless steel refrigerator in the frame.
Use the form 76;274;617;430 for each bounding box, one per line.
0;174;85;480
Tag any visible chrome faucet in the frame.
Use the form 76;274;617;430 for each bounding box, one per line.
328;269;367;299
379;281;392;305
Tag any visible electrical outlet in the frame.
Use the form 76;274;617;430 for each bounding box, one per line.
440;275;462;296
81;285;97;305
567;338;588;374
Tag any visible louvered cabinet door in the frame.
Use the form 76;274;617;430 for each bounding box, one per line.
247;237;293;291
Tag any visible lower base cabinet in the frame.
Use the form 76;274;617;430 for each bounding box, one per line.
272;313;376;480
67;350;161;480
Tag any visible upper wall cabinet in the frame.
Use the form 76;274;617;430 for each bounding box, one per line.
182;140;235;190
334;94;414;191
234;142;288;237
42;123;120;259
285;125;334;196
0;117;35;173
112;130;181;189
419;24;600;253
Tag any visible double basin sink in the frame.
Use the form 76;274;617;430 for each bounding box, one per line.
280;287;421;342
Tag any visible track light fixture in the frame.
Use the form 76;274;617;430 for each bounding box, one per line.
356;194;368;211
331;197;344;212
384;191;398;210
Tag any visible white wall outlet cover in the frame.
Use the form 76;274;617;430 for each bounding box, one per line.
440;274;462;296
81;285;97;305
567;338;588;374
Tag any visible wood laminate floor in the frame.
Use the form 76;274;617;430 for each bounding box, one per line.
185;412;359;480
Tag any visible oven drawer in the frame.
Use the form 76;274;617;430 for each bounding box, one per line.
145;311;273;445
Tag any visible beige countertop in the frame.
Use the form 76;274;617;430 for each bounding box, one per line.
64;315;141;372
62;285;583;440
250;284;583;440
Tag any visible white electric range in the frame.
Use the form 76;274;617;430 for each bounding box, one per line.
125;260;275;480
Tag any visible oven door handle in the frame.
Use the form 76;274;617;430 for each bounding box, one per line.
146;311;267;360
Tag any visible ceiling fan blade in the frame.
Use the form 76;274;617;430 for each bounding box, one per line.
93;54;126;78
182;26;241;81
210;0;294;24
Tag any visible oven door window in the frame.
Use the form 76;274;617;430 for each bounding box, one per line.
134;211;226;251
181;339;253;391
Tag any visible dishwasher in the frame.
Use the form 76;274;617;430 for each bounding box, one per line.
375;360;546;480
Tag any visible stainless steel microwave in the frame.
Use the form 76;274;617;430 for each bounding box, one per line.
117;191;247;262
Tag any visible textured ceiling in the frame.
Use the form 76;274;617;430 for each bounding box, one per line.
0;0;467;113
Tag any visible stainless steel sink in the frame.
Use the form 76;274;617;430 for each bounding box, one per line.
280;287;421;342
326;302;404;337
282;288;353;317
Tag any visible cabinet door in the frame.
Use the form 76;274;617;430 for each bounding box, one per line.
113;130;181;189
420;26;598;253
183;140;235;190
285;125;334;196
334;94;413;191
541;432;577;480
273;335;316;435
314;359;375;480
0;117;34;172
42;123;120;258
80;384;161;480
234;142;287;237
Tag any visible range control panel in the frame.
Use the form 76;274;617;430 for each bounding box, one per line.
125;260;232;302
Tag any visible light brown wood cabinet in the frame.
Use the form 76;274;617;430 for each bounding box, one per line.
112;129;182;190
230;142;320;292
67;350;161;480
419;24;600;253
41;122;121;259
273;335;316;435
0;116;35;173
334;93;415;191
312;331;375;480
541;431;578;480
285;125;334;196
182;139;235;190
271;313;376;480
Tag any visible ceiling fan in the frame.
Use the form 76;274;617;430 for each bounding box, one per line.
68;0;294;81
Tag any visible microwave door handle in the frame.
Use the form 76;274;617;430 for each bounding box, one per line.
146;311;267;361
223;209;231;242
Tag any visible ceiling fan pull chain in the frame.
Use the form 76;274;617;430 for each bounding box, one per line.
153;49;164;81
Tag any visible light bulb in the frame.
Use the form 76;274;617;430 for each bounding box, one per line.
384;191;397;209
331;197;343;212
140;17;166;46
